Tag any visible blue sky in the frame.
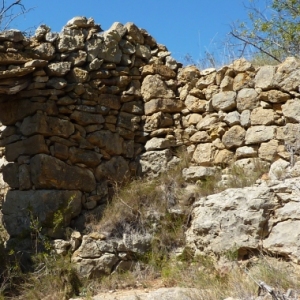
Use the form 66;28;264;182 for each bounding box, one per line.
8;0;266;65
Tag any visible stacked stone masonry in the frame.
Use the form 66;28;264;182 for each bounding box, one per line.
0;16;300;238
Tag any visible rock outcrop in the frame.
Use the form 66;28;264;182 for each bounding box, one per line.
186;176;300;264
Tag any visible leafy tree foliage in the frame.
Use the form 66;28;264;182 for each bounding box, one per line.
231;0;300;63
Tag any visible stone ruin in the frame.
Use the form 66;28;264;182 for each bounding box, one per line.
0;16;300;243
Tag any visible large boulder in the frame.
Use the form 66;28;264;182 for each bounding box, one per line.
186;177;300;263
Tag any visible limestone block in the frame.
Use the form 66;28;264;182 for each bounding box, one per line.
196;115;218;131
141;64;176;79
52;239;71;255
144;98;184;115
123;140;134;158
57;95;76;106
0;98;58;125
124;22;144;44
135;44;151;60
138;149;173;177
209;123;226;140
20;113;75;138
57;30;85;52
51;142;69;160
121;101;143;115
144;137;171;151
2;189;82;237
165;56;178;70
0;66;35;79
87;130;124;155
264;220;300;263
236;146;257;159
192;143;214;166
97;94;121;110
69;147;102;168
95;156;129;183
0;77;30;95
190;131;211;143
5;135;49;162
65;16;90;28
224;111;240;126
222;125;246;149
182;166;216;182
66;50;87;67
232;58;254;72
117;112;141;131
182;113;202;127
86;37;104;61
119;39;135;55
245;125;276;145
88;57;103;70
268;158;290;180
214;149;234;165
250;107;275;125
24;59;48;68
141;74;175;101
236;88;259;112
0;29;24;42
212;91;236;112
233;72;252;91
276;123;300;146
273;57;300;92
255;65;276;90
109;22;127;38
177;65;201;83
30;154;96;192
220;75;233;91
47;62;71;76
144;112;173;131
240;110;251;127
282;99;300;122
32;43;55;60
196;72;216;89
70;111;105;126
45;32;58;43
67;67;89;83
2;163;18;188
259;90;290;103
0;52;32;65
258;139;278;162
184;95;207;112
97;32;122;63
47;77;67;89
19;164;31;190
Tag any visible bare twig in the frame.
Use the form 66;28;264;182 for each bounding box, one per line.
230;30;282;62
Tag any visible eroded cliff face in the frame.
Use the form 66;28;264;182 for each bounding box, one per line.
0;16;300;240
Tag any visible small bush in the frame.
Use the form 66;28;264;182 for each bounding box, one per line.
21;252;81;300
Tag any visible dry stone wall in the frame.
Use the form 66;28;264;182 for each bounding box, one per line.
0;16;300;239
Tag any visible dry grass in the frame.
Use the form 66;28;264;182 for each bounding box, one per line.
159;254;300;300
90;149;192;238
195;158;269;198
19;253;81;300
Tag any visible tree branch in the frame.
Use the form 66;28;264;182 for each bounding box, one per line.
230;30;282;62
